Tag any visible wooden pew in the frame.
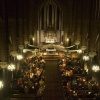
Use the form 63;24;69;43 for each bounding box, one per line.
10;93;44;100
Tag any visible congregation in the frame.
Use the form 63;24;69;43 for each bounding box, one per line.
10;55;45;99
58;56;100;100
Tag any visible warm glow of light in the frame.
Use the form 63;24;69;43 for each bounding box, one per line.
46;39;55;43
32;37;34;41
67;38;69;42
83;55;89;61
77;49;82;53
62;63;66;67
8;64;15;71
83;78;86;82
41;59;45;63
17;54;23;60
62;59;65;61
75;41;80;45
23;49;27;53
0;81;3;89
43;52;47;55
92;65;100;72
46;48;56;51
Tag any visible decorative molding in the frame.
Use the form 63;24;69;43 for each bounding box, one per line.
75;40;80;45
0;62;8;68
18;45;24;50
89;51;96;58
10;51;18;57
81;46;87;50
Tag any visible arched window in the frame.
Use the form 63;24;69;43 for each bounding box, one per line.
39;1;62;30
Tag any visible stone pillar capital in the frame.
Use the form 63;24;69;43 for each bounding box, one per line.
0;62;8;68
75;40;80;46
10;51;18;57
81;46;87;51
18;45;24;50
89;51;96;58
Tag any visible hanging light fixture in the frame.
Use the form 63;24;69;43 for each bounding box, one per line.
16;54;23;60
83;55;89;61
92;65;100;72
8;64;15;71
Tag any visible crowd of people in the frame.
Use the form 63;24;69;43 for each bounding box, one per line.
11;55;45;99
1;51;100;100
58;55;100;100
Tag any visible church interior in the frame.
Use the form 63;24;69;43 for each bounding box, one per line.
0;0;100;100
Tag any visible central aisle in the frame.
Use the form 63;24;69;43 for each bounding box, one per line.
44;60;63;100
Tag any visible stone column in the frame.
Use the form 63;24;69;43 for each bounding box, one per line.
75;40;80;49
24;40;29;48
89;21;98;51
52;6;54;27
81;46;87;53
44;6;46;29
88;51;96;79
40;13;42;30
18;20;24;45
8;19;18;52
81;46;88;70
59;13;61;30
55;6;57;29
47;7;49;27
81;20;89;47
10;51;17;63
0;62;8;81
18;45;24;54
0;20;8;62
